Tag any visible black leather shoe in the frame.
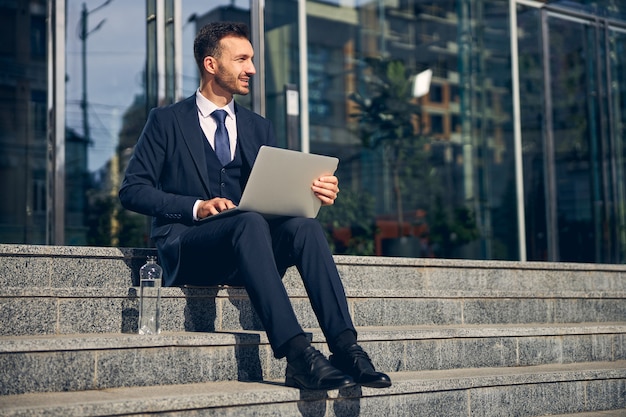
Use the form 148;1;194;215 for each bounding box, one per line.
330;344;392;388
285;346;355;390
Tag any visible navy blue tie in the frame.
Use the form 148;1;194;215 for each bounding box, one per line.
211;109;231;166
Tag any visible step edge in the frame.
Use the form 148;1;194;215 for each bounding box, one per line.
2;323;626;353
1;361;625;417
3;243;626;273
2;287;626;299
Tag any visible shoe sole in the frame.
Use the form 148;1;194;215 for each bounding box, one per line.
359;380;392;389
285;377;357;391
329;362;393;389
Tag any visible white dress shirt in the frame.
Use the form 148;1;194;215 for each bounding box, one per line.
192;90;238;220
195;89;237;159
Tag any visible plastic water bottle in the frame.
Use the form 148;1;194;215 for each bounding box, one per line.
138;255;162;335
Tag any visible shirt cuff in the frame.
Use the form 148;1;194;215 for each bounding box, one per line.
192;199;202;221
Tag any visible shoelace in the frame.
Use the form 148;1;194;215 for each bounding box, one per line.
346;345;372;362
302;347;325;366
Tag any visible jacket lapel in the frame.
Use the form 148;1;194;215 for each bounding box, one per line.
171;98;262;198
234;103;260;172
174;96;211;195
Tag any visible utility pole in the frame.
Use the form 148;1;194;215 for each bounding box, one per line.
79;0;112;143
80;3;89;144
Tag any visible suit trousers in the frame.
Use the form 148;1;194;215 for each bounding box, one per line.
177;212;356;357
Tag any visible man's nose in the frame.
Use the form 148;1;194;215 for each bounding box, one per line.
246;60;256;75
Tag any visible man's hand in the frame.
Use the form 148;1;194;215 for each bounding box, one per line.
312;175;340;206
197;198;236;219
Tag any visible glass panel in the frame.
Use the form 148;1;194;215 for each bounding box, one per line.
547;15;598;262
264;0;299;149
549;14;626;264
608;27;626;262
15;0;625;262
518;5;550;261
264;0;512;259
62;0;249;247
64;1;145;246
182;1;253;104
519;4;626;263
0;1;47;243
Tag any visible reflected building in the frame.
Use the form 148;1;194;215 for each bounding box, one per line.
0;0;51;244
4;0;626;265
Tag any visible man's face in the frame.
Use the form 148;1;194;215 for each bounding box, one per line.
211;35;256;96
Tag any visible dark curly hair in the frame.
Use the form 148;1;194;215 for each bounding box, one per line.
193;21;250;73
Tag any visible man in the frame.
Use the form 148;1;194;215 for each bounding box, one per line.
119;21;391;391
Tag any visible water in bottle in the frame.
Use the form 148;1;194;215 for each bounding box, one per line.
138;255;162;335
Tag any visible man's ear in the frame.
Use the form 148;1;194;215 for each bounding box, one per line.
204;56;217;75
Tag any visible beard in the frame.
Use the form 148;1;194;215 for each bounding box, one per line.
214;67;250;96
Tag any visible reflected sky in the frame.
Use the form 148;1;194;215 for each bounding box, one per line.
65;0;249;172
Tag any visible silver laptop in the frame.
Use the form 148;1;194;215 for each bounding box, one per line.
200;146;339;221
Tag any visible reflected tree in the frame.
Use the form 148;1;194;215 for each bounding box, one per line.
317;189;376;255
350;57;432;237
349;57;478;257
86;94;149;248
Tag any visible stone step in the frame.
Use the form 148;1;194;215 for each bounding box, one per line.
2;245;625;337
1;361;624;417
2;323;625;396
2;244;625;415
0;245;150;289
2;244;626;294
2;283;625;337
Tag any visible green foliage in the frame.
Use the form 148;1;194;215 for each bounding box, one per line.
429;197;479;258
117;208;149;247
350;57;480;256
85;194;116;247
317;189;376;256
86;193;147;248
350;57;430;234
350;58;422;152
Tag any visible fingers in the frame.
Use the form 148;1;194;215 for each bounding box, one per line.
312;176;340;206
208;199;229;215
199;198;236;218
317;175;338;185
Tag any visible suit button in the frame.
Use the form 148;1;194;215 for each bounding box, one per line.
220;183;225;188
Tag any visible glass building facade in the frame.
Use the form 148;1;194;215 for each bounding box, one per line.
2;0;626;263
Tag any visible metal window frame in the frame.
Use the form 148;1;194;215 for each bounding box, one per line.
251;0;265;117
510;0;527;261
297;0;309;153
514;0;626;262
47;0;65;245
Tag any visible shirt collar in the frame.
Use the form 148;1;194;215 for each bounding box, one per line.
195;89;235;119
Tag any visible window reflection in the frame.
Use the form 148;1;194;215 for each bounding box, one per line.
3;0;626;264
283;0;510;259
0;0;47;243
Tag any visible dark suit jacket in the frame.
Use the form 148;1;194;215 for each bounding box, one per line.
119;95;277;285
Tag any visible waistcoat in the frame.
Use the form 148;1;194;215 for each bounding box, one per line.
202;131;243;205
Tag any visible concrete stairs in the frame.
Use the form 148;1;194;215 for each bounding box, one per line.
0;244;625;416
